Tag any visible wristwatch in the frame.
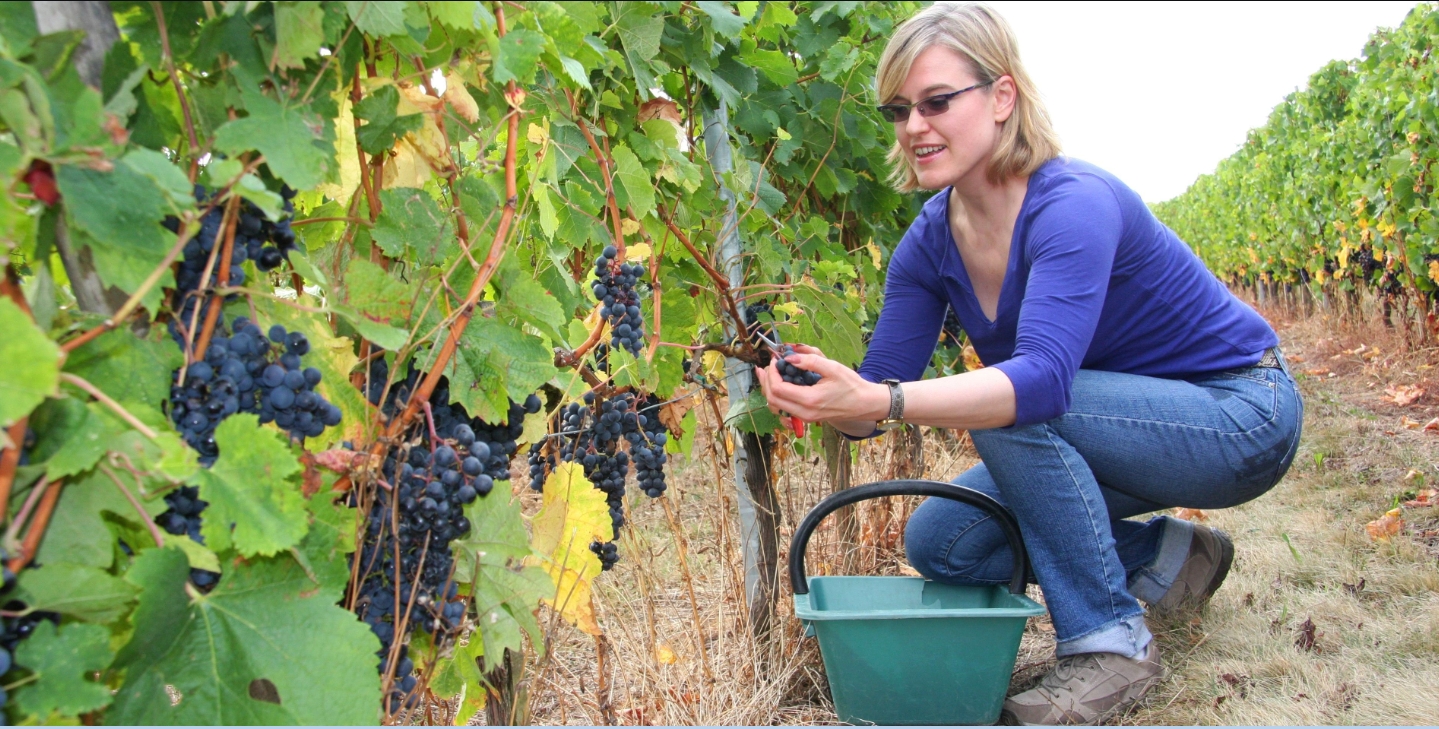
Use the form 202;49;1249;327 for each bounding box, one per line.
876;378;905;431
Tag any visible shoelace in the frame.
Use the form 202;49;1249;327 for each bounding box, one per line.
1043;654;1102;688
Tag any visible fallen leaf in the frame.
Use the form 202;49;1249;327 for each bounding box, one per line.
1402;416;1423;429
1385;383;1424;406
897;564;921;577
655;643;677;665
1303;368;1331;377
1365;508;1403;541
1342;577;1365;596
1403;468;1425;482
1425;418;1439;432
1344;343;1368;355
1173;507;1208;522
1294;617;1319;651
1402;488;1438;508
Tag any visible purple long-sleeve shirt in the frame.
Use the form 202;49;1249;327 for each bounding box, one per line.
857;157;1278;427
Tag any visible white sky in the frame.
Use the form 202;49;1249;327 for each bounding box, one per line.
985;1;1420;202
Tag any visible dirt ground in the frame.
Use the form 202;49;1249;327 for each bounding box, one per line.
466;300;1439;726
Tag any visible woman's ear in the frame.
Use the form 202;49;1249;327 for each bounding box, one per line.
992;74;1018;123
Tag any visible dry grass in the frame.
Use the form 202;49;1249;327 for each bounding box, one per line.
464;301;1439;726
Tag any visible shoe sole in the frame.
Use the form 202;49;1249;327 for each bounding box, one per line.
1199;529;1235;604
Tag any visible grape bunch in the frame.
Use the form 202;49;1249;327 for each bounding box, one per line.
776;345;822;386
745;300;776;366
939;306;964;349
632;395;670;498
255;324;343;442
154;485;221;591
593;245;646;356
351;371;542;713
590;540;619;571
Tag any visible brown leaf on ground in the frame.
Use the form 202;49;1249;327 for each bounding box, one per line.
1365;508;1403;541
1174;507;1208;522
1402;416;1424;429
1342;577;1366;596
1425;418;1439;432
1303;367;1332;376
1386;383;1424;406
1295;617;1320;651
1403;488;1438;508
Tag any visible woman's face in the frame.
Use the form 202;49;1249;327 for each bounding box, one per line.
891;46;1015;191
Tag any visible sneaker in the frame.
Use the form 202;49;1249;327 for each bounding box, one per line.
1001;643;1163;725
1153;524;1234;612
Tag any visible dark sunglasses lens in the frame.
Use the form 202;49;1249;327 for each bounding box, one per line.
879;105;909;123
917;98;950;117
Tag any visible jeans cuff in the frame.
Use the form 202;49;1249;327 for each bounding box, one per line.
1129;516;1194;604
1055;613;1152;658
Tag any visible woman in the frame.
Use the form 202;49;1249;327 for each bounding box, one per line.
756;3;1303;725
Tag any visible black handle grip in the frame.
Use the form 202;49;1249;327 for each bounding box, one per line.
788;479;1030;596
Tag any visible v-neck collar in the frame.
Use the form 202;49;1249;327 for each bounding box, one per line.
940;180;1033;327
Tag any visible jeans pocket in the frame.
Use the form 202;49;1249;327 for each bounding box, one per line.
1208;374;1280;434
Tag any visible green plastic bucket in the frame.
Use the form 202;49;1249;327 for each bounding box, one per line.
790;480;1046;726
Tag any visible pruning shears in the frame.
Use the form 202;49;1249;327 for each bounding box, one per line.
751;326;807;437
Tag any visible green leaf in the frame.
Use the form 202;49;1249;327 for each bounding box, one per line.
496;272;566;343
0;297;59;428
468;318;559;404
53;164;173;316
452;490;551;662
61;327;181;414
792;285;864;367
343;257;413;322
12;622;115;719
344;0;407;36
371;187;454;266
274;1;325;69
740;48;798;87
34;468;166;569
197;414;307;557
163;532;221;573
428;0;481;30
121;148;196;213
16;562;138;623
725;386;781;435
214;83;333;191
613;3;664;62
491;28;546;85
334;305;411;351
695;1;747;37
353;85;422;155
41;402;109;480
297;493;358;604
109;547;382;724
610;144;655;220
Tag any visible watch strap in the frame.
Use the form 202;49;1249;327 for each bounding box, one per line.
883;378;904;421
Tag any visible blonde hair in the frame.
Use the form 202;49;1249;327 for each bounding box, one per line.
876;2;1061;191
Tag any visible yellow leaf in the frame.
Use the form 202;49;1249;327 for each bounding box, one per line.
624;240;650;261
775;127;791;141
1365;508;1403;541
1428;260;1439;286
865;241;883;268
961;344;983;372
443;70;480;124
383;83;452;188
516;408;548;448
621;218;643;237
772;301;801;318
526;122;549;145
529;463;611;636
701;350;727;381
655;643;677;665
318;90;361;203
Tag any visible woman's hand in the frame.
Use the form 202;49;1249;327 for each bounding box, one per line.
754;344;889;431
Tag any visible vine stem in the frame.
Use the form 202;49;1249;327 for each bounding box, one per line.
565;88;626;260
555;318;606;368
98;461;166;550
383;9;521;441
0;266;36;522
150;1;201;177
6;479;62;573
60;373;160;441
192;193;242;365
658;210;758;363
2;476;50;556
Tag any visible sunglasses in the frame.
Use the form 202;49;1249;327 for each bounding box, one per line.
876;81;993;123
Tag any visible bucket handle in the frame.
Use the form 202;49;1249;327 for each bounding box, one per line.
788;479;1030;596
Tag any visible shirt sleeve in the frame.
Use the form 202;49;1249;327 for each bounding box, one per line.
857;233;948;385
992;176;1122;425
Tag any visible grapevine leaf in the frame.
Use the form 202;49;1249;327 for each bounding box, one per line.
214;83;333;191
529;462;609;636
61;327;181;414
353;85;422;155
343;257;413;322
121;148;196;213
739;48;798;87
428;0;484;31
426;635;486;720
453;492;551;663
15;562;138;623
109;547;383;724
695;1;747;37
40;402;109;480
12;622;115;719
274;1;325;69
495;270;566;342
792;285;865;367
613;3;663;62
35;467;166;570
725;387;781;435
610;143;655;220
491;29;546;85
334;305;411;351
343;0;406;36
467;318;559;404
0;285;60;427
163;533;221;573
53;162;173;318
197;414;307;557
372;187;454;266
298;492;358;603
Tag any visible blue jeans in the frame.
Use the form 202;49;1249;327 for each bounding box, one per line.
904;362;1303;657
